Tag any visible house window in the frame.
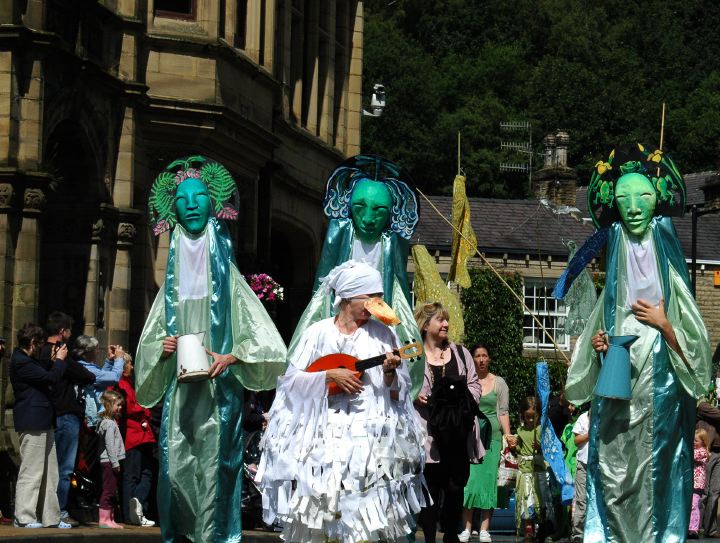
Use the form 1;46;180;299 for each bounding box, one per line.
154;0;195;19
522;279;569;350
234;0;247;49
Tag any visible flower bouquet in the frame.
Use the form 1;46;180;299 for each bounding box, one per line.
245;273;284;302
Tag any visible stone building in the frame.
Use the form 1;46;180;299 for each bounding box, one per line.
0;0;364;347
412;133;720;359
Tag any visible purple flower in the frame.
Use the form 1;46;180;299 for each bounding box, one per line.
153;220;170;236
217;206;239;220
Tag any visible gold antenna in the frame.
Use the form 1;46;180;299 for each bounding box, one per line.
457;131;461;175
657;103;666;176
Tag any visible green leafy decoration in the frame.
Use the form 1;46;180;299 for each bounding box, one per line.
202;162;237;213
149;171;178;228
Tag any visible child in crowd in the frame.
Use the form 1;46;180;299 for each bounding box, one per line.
571;407;590;543
513;396;549;543
98;390;126;529
690;428;711;539
117;353;156;527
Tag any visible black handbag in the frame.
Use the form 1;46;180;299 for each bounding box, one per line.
427;374;481;454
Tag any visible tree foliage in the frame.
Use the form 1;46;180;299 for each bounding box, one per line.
363;0;720;197
461;268;564;427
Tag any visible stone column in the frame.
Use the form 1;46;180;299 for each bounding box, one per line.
12;188;44;335
107;222;136;348
346;1;363;155
82;219;105;338
0;183;15;343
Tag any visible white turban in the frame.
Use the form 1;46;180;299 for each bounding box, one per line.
320;261;384;314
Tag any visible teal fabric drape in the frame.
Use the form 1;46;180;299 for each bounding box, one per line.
291;218;425;398
135;219;287;543
566;217;711;543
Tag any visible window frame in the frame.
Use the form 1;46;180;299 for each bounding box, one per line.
154;0;197;21
522;277;570;350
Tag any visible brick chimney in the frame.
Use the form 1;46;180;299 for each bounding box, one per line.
532;129;578;207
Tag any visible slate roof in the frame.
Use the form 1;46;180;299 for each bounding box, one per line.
413;171;720;262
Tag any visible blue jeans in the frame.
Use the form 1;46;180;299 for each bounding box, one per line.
54;414;81;513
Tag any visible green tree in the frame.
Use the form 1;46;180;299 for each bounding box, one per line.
362;0;720;195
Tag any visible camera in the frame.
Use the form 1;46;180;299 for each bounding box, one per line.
363;83;386;118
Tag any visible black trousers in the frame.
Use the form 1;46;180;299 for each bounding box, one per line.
419;453;470;543
122;443;154;522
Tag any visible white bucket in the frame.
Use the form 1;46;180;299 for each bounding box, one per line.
176;331;210;383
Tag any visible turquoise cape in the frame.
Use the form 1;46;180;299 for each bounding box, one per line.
288;217;425;398
134;219;287;543
566;217;711;543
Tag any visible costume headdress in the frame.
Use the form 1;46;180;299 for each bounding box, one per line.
323;154;420;239
588;143;686;229
555;143;686;300
149;155;240;235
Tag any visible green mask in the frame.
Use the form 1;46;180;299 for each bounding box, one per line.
351;180;392;242
615;172;657;237
175;178;212;235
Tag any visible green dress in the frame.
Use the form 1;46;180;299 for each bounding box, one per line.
515;425;547;528
463;388;509;509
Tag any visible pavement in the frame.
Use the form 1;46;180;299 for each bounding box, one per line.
1;525;718;542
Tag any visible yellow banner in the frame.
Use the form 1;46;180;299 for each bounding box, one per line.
411;244;464;344
448;174;477;288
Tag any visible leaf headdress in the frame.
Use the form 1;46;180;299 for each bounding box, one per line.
323;154;420;240
555;143;686;300
587;143;686;229
149;156;240;235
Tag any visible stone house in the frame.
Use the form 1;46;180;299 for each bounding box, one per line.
0;0;365;349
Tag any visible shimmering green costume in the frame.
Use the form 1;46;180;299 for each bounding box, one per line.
135;157;286;543
564;145;711;543
566;219;711;543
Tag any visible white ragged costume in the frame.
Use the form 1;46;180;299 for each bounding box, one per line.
257;262;426;543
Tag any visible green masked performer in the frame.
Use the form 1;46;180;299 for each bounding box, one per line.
289;155;425;397
135;156;287;543
564;144;711;543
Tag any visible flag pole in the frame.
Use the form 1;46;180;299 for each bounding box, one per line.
657;102;666;176
457;131;461;175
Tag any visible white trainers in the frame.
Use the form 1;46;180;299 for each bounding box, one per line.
458;528;471;542
128;497;143;525
479;529;492;542
139;516;156;527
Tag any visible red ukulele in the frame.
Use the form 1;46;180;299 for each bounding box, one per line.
306;341;423;396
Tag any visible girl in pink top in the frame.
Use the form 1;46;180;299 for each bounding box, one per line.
690;428;710;539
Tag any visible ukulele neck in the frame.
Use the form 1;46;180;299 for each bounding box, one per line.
355;350;397;373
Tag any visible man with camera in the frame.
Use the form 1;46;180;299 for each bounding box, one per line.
10;322;70;528
42;312;95;527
